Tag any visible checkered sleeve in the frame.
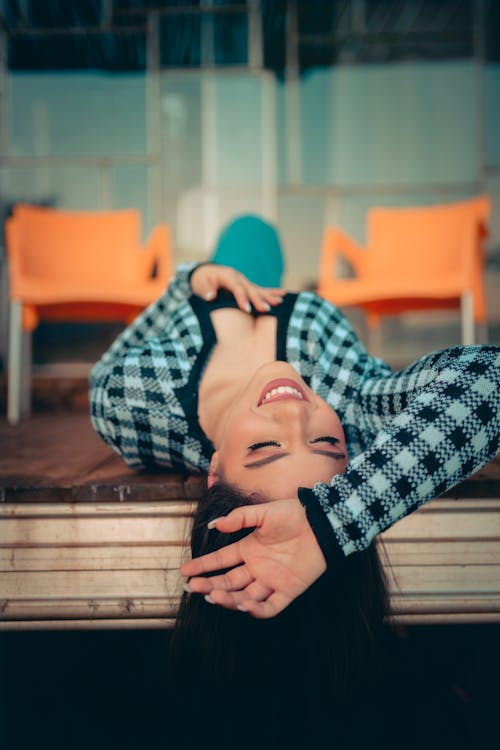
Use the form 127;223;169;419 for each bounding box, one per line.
91;263;198;366
298;346;500;564
89;263;200;469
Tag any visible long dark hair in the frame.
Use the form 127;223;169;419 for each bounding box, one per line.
168;482;390;749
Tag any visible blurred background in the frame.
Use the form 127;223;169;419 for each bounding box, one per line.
2;6;500;748
1;0;500;401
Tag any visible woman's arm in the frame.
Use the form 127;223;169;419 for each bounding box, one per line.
182;345;499;616
89;263;200;468
89;263;284;469
298;345;499;565
92;263;284;369
181;497;327;618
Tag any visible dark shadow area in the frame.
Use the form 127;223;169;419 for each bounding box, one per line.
32;322;125;365
0;629;172;750
1;624;499;750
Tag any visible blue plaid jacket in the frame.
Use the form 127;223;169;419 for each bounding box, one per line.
90;264;500;560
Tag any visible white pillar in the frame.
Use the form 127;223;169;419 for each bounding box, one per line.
7;300;23;424
461;291;475;346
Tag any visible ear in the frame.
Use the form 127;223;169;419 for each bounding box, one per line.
207;451;221;488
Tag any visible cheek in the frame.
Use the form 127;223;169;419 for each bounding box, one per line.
219;412;257;456
320;407;346;439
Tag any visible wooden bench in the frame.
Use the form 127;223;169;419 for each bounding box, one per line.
1;413;499;630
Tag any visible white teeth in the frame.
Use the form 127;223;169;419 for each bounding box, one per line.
262;386;303;402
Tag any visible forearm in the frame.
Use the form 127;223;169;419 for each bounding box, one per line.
299;345;500;561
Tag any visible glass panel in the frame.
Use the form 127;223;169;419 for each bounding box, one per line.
485;64;500;168
111;164;151;236
214;74;263;186
161;74;203;190
1;165;102;210
277;193;326;289
7;72;147;156
300;62;479;187
160;72;203;253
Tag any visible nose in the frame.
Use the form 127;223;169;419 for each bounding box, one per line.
267;396;312;426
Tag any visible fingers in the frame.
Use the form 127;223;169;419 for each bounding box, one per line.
187;564;255;595
180;541;243;577
191;576;287;618
180;505;266;577
230;280;284;314
189;265;218;301
232;282;254;313
206;581;273;610
246;285;284;313
239;591;291;619
191;264;286;313
209;504;265;534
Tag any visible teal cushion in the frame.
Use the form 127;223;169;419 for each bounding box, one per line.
211;215;285;287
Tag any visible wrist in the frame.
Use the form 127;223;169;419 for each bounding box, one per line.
298;487;346;566
188;262;211;288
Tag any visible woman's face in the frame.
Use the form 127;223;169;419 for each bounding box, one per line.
209;362;348;499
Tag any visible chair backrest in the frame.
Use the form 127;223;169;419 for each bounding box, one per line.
365;196;490;280
8;205;143;287
211;214;285;288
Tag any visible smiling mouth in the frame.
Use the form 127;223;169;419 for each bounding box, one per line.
257;378;308;407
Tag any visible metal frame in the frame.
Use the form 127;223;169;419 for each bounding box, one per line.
0;28;8;370
285;0;301;185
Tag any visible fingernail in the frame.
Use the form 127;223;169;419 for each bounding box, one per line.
207;517;223;529
183;582;191;593
263;303;271;311
244;302;251;313
237;604;247;612
205;291;214;300
205;595;215;605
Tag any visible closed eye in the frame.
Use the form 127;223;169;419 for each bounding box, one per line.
248;440;281;451
310;436;340;445
248;438;340;451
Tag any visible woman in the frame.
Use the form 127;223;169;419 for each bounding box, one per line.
90;260;498;748
90;262;500;616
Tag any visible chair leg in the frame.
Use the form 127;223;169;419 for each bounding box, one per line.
367;318;383;358
20;328;32;418
366;312;383;358
460;292;475;346
7;300;23;425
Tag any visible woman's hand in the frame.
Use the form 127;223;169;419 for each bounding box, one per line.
190;264;285;313
180;498;327;618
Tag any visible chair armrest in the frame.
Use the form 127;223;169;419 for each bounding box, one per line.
142;224;172;284
319;227;365;286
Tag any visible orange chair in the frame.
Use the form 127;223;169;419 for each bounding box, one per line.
318;196;491;351
6;204;172;424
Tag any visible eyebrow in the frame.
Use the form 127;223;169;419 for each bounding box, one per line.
243;449;347;469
